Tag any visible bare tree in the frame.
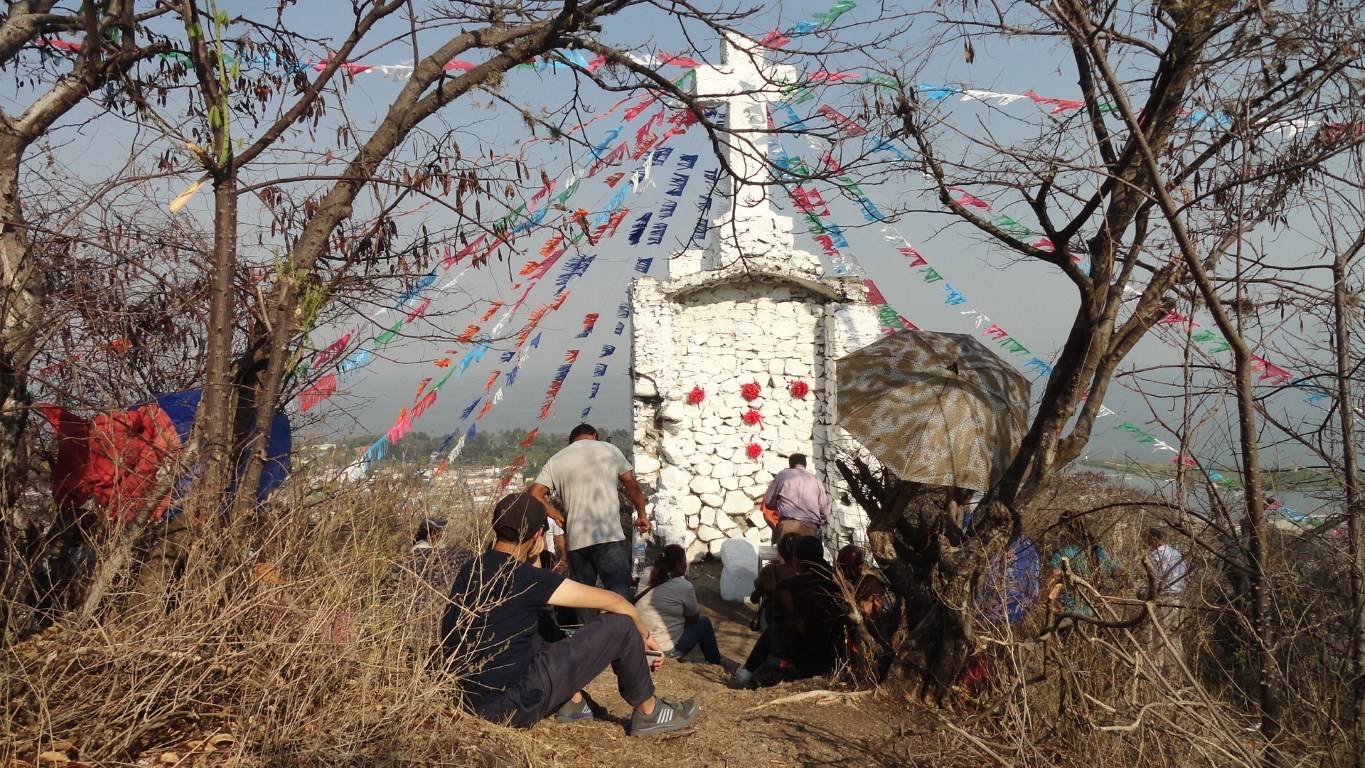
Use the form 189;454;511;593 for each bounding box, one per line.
831;0;1365;741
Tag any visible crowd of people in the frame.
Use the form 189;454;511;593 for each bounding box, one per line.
419;423;1190;735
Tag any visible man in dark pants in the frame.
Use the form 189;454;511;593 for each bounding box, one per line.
530;424;648;618
441;493;698;736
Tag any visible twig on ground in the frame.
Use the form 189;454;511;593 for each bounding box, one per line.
742;689;871;714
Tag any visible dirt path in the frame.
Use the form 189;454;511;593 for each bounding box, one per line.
514;561;921;767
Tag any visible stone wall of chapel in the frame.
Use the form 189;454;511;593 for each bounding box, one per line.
632;273;880;560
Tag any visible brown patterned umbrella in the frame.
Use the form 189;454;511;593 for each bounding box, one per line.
834;330;1031;492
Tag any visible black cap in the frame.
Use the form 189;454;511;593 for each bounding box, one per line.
492;493;548;542
416;517;447;542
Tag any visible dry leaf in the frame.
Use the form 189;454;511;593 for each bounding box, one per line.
37;752;70;764
158;752;180;764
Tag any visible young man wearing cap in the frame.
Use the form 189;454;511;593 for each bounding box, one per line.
440;492;698;736
761;453;831;543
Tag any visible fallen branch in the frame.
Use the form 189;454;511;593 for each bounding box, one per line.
742;689;871;714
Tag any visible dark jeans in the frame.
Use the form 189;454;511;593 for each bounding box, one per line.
568;540;632;623
473;613;654;728
671;616;722;663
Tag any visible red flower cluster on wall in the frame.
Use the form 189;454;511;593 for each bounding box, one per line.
742;408;762;426
740;382;761;401
789;380;810;399
686;386;705;405
746;442;763;460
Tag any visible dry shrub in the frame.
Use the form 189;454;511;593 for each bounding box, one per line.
1;474;524;767
922;471;1283;763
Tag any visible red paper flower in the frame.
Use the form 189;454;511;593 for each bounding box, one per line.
745;442;763;460
740;382;761;401
686;386;705;405
789;380;810;399
742;408;762;426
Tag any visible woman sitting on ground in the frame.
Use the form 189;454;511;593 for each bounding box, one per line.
635;544;724;665
750;532;801;632
732;536;847;688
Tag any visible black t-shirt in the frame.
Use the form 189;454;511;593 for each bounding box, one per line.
776;566;847;673
440;549;565;706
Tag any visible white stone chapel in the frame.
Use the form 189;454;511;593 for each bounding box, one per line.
629;34;882;561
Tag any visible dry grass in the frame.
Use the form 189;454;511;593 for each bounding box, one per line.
1;474;525;767
1;469;1354;767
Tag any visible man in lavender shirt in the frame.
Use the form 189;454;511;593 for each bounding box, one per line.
762;454;830;543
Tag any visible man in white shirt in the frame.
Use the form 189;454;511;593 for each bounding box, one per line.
530;424;649;614
1140;526;1189;668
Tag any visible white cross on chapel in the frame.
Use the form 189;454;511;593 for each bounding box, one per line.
690;33;798;260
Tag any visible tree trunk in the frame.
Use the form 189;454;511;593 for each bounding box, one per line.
0;130;42;505
188;172;239;519
1333;254;1365;767
0;129;45;636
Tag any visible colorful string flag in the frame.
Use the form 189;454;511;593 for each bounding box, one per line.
691;193;714;243
772;101;809;131
666;171;691;196
506;366;519;385
337;348;373;379
646;221;668;245
1024;357;1054;377
478;301;503;322
627;212;653;244
311;331;354;369
594;363;608;377
950;187;993;211
576;313;600;338
1251;355;1294;383
1024;89;1085;114
816;105;868;136
993;215;1034;238
658;200;677;219
899;244;928;267
554;253;596;294
482;371;499;392
499;455;527;490
635;258;654;273
617;302;630;319
600;345;615;357
614;321;625;335
865;135;914;163
1191;329;1231;353
299;374;338;412
456;342;489;377
589;382;601;399
459;397;482;420
414;377;433;399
